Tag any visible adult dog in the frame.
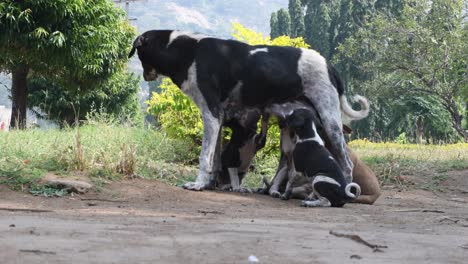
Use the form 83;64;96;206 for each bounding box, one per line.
129;30;368;191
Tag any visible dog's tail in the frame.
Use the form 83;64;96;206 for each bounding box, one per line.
345;182;361;199
340;95;370;121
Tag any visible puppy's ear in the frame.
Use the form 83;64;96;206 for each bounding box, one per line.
128;35;145;58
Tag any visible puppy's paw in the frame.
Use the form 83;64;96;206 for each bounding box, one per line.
270;191;281;198
182;182;205;191
235;187;252;193
219;184;232;191
301;198;331;207
280;194;290;200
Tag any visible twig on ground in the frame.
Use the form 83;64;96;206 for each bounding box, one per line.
79;198;128;203
394;209;444;213
0;207;53;213
19;249;56;255
393;209;421;212
329;231;388;253
422;209;445;213
438;217;460;223
197;209;224;215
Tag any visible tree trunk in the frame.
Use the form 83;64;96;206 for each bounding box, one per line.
415;116;424;144
10;65;30;129
446;98;468;142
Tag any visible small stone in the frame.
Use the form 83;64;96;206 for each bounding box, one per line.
248;255;259;263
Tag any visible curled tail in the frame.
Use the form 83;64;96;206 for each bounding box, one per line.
340;95;370;121
345;182;361;199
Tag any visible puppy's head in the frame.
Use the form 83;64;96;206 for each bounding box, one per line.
285;109;321;141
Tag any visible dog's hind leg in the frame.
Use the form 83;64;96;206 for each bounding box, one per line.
303;82;353;183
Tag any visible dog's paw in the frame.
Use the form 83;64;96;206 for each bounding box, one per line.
280;194;290;200
301;200;320;207
301;198;331;207
256;188;269;194
182;182;205;191
218;184;232;191
270;191;281;198
233;187;252;193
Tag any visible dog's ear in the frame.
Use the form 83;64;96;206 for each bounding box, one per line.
128;35;145;58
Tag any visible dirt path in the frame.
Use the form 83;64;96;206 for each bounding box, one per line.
1;171;468;264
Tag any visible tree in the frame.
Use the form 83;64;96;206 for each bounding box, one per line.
304;0;340;60
27;71;142;126
338;0;467;141
289;0;305;37
270;12;279;39
276;8;291;36
0;0;135;129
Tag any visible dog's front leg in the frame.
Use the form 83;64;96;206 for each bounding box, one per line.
281;155;296;200
183;112;222;191
269;165;287;198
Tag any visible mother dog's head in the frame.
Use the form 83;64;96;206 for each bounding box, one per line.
128;30;204;82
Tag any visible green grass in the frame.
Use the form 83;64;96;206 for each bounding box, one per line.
1;125;467;195
0;122;198;193
349;139;468;188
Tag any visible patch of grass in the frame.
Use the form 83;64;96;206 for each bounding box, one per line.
29;185;68;197
420;174;449;192
350;139;468;189
1;126;466;194
0;122;198;191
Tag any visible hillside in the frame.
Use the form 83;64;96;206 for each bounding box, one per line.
118;0;286;38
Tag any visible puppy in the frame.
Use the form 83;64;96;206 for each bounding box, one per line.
217;110;267;192
264;129;380;204
266;105;361;207
347;147;381;204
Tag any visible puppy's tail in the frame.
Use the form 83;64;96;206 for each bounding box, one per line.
345;182;361;199
340;95;370;121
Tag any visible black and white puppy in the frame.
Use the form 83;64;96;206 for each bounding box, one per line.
218;110;266;192
267;103;361;207
129;30;369;191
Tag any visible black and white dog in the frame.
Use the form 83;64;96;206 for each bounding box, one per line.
266;103;361;207
129;30;368;191
218;110;267;192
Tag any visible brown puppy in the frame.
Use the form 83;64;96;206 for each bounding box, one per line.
347;147;380;204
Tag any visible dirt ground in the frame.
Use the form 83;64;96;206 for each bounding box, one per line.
1;170;467;264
